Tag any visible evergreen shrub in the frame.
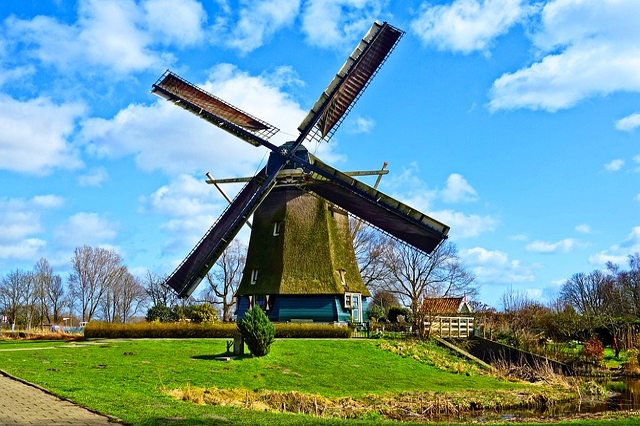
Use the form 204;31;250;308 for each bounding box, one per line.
368;304;386;321
146;305;175;322
237;306;275;356
387;306;413;323
191;304;219;323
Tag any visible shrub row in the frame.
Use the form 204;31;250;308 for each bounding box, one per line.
274;323;351;339
84;321;237;339
84;321;352;339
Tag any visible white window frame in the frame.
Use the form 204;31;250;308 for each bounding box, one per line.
273;221;282;236
250;269;259;285
344;292;361;310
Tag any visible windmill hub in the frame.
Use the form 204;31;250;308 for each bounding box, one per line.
268;142;310;184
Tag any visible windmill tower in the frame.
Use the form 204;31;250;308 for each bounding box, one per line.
151;21;450;322
210;146;388;322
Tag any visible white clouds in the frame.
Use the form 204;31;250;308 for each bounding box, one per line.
526;238;578;254
604;159;624;172
0;239;47;262
489;0;640;111
143;0;207;46
0;205;43;242
0;95;84;175
144;174;223;254
202;64;305;133
79;64;305;176
615;112;640;132
0;195;63;261
0;65;36;89
78;167;108;187
347;116;375;134
384;163;438;211
411;0;528;54
226;0;300;54
441;173;478;203
460;246;536;283
383;168;493;239
4;0;207;76
32;195;65;209
147;174;218;218
589;226;640;266
431;209;497;239
575;224;591;234
301;0;385;50
52;212;118;249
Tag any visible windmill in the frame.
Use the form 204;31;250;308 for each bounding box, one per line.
151;21;450;322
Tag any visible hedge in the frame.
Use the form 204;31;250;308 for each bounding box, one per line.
84;321;353;339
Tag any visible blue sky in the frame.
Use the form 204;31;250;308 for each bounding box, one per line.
1;0;639;308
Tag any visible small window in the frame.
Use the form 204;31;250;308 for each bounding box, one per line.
273;221;282;236
345;294;352;308
338;269;346;285
250;269;259;285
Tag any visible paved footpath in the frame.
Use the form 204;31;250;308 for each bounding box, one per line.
0;371;121;425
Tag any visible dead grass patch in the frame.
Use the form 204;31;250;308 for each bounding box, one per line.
165;386;575;421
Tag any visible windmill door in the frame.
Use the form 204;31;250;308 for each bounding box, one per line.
352;294;362;323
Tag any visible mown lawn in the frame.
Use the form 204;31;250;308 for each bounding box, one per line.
0;338;638;426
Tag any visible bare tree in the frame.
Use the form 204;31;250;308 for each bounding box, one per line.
611;253;640;317
143;271;176;308
34;258;64;325
21;270;37;332
68;246;126;322
203;239;246;321
0;269;30;330
117;272;147;323
560;269;615;316
381;240;476;318
351;219;392;290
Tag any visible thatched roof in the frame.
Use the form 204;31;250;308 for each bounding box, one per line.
236;187;369;297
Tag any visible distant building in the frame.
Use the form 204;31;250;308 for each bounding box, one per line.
421;296;474;338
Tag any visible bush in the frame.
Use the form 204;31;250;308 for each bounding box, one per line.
623;348;640;373
368;304;386;321
191;304;219;323
387;306;412;324
173;305;196;321
146;305;175;323
582;336;604;364
237;307;275;356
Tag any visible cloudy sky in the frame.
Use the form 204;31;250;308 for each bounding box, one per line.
1;0;639;307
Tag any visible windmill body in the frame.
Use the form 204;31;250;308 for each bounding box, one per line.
235;182;370;322
151;21;450;322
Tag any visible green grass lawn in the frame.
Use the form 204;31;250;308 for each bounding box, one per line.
0;338;637;426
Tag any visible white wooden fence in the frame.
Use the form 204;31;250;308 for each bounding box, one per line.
424;316;474;338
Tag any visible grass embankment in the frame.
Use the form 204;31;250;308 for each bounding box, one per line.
0;338;633;425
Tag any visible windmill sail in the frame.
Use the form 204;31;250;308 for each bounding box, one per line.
305;155;449;254
151;71;279;148
165;168;276;297
298;21;403;143
153;20;449;300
